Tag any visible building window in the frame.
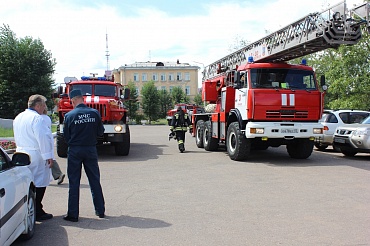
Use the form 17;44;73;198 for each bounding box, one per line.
152;73;158;81
184;72;190;81
142;73;147;82
133;73;139;82
169;73;174;81
160;73;166;81
136;88;139;94
177;72;182;81
169;86;173;93
161;86;166;91
185;86;190;95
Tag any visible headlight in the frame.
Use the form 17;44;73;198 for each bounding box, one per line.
353;128;369;136
250;128;264;134
114;125;123;132
313;128;323;134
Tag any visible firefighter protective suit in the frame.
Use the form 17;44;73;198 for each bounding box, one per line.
170;107;193;153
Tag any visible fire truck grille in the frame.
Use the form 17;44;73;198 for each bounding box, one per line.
266;110;308;118
86;103;107;117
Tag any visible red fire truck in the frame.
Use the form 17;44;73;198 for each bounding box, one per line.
193;1;370;161
55;73;130;157
166;103;204;125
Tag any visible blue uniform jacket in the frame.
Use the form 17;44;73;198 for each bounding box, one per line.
63;103;105;146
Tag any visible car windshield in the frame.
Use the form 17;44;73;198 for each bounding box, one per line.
71;84;92;95
361;116;370;124
95;85;116;97
250;68;316;90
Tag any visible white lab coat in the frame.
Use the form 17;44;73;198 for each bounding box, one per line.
13;109;53;187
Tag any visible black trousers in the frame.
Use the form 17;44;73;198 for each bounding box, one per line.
36;187;46;216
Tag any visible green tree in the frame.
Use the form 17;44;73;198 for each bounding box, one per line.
193;92;203;106
171;86;190;104
141;81;160;124
0;24;56;119
158;89;172;118
290;28;370;110
124;81;139;122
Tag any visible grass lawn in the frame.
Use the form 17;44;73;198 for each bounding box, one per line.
0;125;57;138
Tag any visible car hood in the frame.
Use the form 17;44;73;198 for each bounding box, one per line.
336;123;370;131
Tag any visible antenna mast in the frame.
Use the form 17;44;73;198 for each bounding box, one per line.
105;31;110;71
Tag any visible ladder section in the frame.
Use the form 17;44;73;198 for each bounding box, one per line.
203;1;369;81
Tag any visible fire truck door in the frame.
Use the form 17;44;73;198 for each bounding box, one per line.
235;88;248;120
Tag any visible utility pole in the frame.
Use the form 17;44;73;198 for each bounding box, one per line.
105;31;110;71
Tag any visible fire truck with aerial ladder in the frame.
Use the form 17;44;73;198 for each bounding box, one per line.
55;72;131;157
193;1;370;161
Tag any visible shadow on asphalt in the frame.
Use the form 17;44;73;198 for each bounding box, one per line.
13;215;171;246
217;146;370;171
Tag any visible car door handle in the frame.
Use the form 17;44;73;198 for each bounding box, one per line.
0;188;5;198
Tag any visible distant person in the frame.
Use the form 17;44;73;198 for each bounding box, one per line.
13;94;54;221
170;106;193;153
63;89;105;222
41;109;65;185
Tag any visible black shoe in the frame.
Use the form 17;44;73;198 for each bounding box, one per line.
95;211;105;218
63;215;78;222
36;213;53;221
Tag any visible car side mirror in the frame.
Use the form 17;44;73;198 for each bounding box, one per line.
12;152;31;166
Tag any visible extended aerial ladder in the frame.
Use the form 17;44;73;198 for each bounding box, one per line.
203;1;370;81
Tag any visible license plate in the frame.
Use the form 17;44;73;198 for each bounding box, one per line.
334;138;345;143
281;128;298;133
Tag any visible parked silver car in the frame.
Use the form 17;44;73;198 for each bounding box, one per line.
333;116;370;156
315;109;370;151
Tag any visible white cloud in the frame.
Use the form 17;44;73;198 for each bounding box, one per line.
0;0;364;86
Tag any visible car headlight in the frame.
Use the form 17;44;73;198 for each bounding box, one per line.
353;128;369;136
114;125;123;132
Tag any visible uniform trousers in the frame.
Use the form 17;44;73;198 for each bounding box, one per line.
175;131;186;143
67;145;105;218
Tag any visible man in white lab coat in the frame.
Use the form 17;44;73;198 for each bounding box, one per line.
13;94;54;221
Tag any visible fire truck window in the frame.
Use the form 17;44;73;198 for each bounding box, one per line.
71;85;92;95
95;85;116;97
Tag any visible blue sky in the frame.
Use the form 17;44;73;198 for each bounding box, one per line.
1;0;358;86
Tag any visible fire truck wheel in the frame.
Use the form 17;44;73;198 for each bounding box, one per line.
226;122;250;161
114;126;130;156
56;134;68;157
203;121;218;151
286;139;314;159
195;120;205;148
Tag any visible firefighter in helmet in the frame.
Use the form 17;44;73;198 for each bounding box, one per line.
169;106;193;153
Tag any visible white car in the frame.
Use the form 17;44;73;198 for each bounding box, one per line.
315;109;370;151
0;148;35;246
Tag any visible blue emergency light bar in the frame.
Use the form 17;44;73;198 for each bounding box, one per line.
81;76;108;81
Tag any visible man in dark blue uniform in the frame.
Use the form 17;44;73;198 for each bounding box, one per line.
63;89;105;222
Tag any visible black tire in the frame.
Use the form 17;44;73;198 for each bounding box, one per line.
314;143;328;151
19;189;35;241
195;120;204;148
340;149;357;157
332;143;341;152
287;139;314;159
56;134;68;157
114;125;130;156
226;122;250;161
203;121;218;151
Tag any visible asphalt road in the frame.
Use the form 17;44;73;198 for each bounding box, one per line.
13;125;370;246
